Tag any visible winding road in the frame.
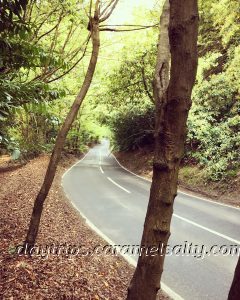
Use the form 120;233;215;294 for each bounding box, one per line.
62;139;240;300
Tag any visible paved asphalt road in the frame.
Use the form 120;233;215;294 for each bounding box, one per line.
62;139;240;300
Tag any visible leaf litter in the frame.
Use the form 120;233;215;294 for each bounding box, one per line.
0;154;170;300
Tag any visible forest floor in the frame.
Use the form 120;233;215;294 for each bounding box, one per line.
115;147;240;208
0;154;169;300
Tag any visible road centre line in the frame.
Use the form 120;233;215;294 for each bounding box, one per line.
64;148;240;245
100;166;104;174
111;152;240;211
107;177;131;194
173;214;240;245
109;153;240;244
104;153;240;243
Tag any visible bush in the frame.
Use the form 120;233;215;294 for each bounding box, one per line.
109;104;155;151
186;72;240;180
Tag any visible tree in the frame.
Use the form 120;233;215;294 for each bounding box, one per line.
0;0;68;152
24;0;120;248
127;0;199;299
228;257;240;299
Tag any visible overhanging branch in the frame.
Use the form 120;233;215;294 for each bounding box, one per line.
47;34;91;83
99;24;158;32
99;0;119;22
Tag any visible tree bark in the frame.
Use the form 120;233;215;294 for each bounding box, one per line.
24;14;100;247
228;257;240;300
126;0;198;299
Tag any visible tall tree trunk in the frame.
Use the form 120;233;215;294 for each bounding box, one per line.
126;0;198;299
228;257;240;300
24;15;100;247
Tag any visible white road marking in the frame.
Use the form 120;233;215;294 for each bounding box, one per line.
107;177;131;194
178;190;240;210
69;199;184;300
111;153;240;211
174;214;240;245
111;152;240;243
62;144;239;300
99;151;104;173
63;149;240;245
62;150;90;179
62;145;182;299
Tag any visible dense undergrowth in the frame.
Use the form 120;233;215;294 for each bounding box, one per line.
103;0;240;181
0;0;239;182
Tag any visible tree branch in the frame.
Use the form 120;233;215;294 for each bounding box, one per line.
100;0;115;18
34;7;60;37
35;21;61;43
99;0;119;23
141;54;154;103
99;23;158;27
99;24;158;32
46;34;91;83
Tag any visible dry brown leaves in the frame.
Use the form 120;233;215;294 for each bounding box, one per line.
0;154;169;300
0;157;132;299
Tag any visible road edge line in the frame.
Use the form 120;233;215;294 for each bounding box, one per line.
62;150;90;179
173;213;240;245
111;153;240;211
67;198;184;300
110;152;240;243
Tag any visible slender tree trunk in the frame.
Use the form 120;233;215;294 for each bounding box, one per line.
24;15;100;247
127;0;198;299
228;257;240;300
75;121;81;150
24;0;120;248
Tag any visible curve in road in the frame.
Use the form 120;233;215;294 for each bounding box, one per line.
62;139;240;300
